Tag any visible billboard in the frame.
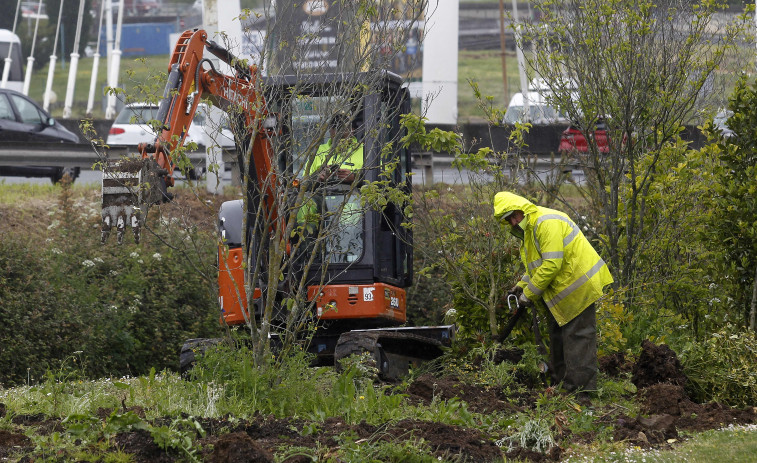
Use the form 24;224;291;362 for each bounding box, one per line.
242;0;424;77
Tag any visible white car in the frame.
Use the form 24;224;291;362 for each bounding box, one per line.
106;102;235;150
503;91;568;125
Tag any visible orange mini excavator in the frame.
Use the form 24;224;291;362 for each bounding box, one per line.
101;29;453;378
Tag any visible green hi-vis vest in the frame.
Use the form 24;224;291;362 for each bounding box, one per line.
309;137;364;174
493;192;614;326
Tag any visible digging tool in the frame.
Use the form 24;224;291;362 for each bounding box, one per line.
496;293;527;342
496;293;553;375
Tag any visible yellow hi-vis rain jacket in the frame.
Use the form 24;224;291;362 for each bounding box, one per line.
493;192;614;326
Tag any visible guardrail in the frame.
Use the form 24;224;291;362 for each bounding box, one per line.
0;143;237;169
0;143;574;184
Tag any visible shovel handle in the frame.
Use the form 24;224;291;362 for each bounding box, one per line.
498;294;526;342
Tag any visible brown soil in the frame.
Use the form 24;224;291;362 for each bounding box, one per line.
1;342;755;462
631;340;688;388
405;373;525;414
598;352;633;377
612;341;757;448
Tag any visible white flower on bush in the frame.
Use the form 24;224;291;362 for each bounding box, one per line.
152;252;162;261
109;270;119;276
93;257;104;264
137;259;144;264
47;220;60;230
82;260;95;268
130;252;139;258
51;248;62;255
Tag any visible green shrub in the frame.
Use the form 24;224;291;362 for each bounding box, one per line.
680;327;757;407
0;193;221;386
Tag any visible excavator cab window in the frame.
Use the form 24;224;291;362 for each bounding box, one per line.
252;73;410;288
285;95;364;180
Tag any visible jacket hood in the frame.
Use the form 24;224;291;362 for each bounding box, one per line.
493;192;539;219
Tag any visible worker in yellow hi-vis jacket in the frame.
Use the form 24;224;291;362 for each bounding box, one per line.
493;192;614;395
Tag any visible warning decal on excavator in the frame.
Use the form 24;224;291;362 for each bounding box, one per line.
363;287;374;302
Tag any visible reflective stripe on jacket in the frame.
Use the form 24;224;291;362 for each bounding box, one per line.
493;192;614;326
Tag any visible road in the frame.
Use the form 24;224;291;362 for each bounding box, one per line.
2;163;586;186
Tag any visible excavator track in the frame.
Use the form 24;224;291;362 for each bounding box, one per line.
334;326;455;380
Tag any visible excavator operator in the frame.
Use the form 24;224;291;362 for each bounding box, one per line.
296;114;365;266
310;114;364;183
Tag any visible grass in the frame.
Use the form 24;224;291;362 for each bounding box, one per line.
1;349;756;462
0;182;61;204
28;54;171;119
458;49;525;122
28;49;521;121
563;425;757;462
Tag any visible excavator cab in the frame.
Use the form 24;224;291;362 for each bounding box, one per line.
218;72;414;332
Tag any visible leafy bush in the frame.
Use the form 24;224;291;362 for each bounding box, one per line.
0;187;222;386
596;294;630;356
680;327;757;407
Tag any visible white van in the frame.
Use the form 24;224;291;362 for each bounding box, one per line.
503;90;567;125
0;29;24;93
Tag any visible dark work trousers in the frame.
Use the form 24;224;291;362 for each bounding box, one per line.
547;303;597;392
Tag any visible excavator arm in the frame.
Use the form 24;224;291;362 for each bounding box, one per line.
101;29;274;244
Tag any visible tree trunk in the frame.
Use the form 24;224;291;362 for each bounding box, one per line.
750;263;757;330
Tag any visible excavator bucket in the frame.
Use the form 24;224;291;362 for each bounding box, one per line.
101;157;167;244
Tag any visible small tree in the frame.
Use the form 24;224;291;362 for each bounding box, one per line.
223;0;428;362
709;77;757;331
517;0;745;307
405;91;570;340
97;1;428;367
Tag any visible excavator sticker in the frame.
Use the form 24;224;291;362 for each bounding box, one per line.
363;287;374;302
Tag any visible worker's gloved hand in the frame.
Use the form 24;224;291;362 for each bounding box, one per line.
518;292;532;308
508;285;523;297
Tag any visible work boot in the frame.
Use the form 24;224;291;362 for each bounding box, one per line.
575;391;592;407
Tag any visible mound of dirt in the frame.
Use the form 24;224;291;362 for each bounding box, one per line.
209;432;274;463
113;429;176;463
492;347;524;364
631;340;687;388
195;414;504;462
640;383;757;432
0;429;33;460
384;419;503;462
612;341;757;448
505;445;562;462
598;352;632;377
613;413;678;447
405;373;523;414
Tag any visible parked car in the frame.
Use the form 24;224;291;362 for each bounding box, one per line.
0;88;81;183
558;119;610;154
107;102;235;150
107;102;236;179
503;91;568;125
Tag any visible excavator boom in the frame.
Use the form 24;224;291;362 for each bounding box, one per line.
101;29;272;244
